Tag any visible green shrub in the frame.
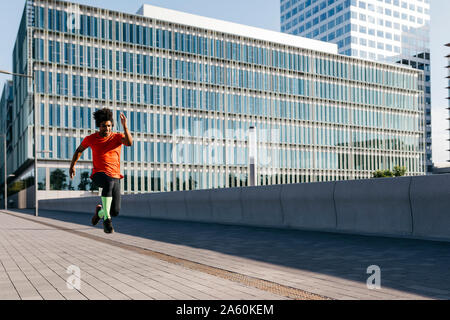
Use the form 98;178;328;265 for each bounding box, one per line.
372;166;406;178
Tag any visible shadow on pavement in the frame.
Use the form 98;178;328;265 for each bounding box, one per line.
10;208;450;299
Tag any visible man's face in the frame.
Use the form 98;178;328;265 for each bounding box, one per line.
98;121;112;137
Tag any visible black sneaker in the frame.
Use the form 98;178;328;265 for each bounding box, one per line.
92;205;102;226
103;219;114;234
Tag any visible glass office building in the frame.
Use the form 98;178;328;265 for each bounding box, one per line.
1;0;424;197
281;0;432;172
0;81;14;207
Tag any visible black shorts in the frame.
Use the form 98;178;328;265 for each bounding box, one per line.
92;172;121;217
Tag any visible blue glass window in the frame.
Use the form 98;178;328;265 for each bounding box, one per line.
48;9;54;30
48;72;53;94
115;21;120;41
37;7;45;28
64;105;69;127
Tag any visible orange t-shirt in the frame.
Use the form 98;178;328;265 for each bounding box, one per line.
81;132;125;179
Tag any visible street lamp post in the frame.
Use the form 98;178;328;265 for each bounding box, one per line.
33;76;37;217
1;134;6;210
248;126;257;187
0;69;35;215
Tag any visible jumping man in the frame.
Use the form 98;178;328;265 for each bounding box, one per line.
69;108;133;233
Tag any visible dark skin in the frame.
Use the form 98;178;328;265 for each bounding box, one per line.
69;113;132;179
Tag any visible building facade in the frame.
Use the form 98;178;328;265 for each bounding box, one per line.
0;81;13;157
0;81;14;206
1;0;424;197
281;0;432;172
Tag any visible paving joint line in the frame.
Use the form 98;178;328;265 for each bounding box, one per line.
1;210;332;300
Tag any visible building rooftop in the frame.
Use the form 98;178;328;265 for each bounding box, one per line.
137;4;338;55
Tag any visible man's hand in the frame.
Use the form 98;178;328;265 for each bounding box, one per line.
120;113;127;129
120;113;133;146
69;166;76;179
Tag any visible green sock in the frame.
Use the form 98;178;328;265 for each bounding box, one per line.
98;196;112;220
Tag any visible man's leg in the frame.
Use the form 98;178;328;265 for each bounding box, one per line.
99;193;113;220
92;173;114;233
110;178;121;217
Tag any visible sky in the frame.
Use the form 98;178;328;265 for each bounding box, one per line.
0;0;448;163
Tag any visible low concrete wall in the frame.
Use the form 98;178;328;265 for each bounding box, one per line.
185;189;212;222
241;185;283;227
39;174;450;242
210;188;242;223
120;193;152;219
281;181;336;231
41;196;99;213
334;177;413;236
410;175;450;240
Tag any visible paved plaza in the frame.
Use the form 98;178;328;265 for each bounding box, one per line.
0;209;449;300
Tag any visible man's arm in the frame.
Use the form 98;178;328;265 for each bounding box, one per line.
69;144;87;179
120;113;133;146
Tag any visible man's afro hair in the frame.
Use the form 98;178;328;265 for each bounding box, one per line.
93;108;114;127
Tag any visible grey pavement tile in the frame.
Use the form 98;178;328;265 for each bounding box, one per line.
99;292;131;300
57;289;88;300
0;286;16;296
160;282;220;299
21;295;43;300
120;290;151;300
0;272;11;281
139;290;174;300
14;286;41;295
12;283;39;294
38;291;66;300
0;279;15;286
0;294;21;300
6;271;29;280
77;287;110;300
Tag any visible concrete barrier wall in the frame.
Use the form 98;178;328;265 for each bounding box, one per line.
185;189;212;222
241;185;283;227
210;188;242;223
410;175;450;240
39;174;450;242
334;177;413;236
281;181;336;231
120;193;152;218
